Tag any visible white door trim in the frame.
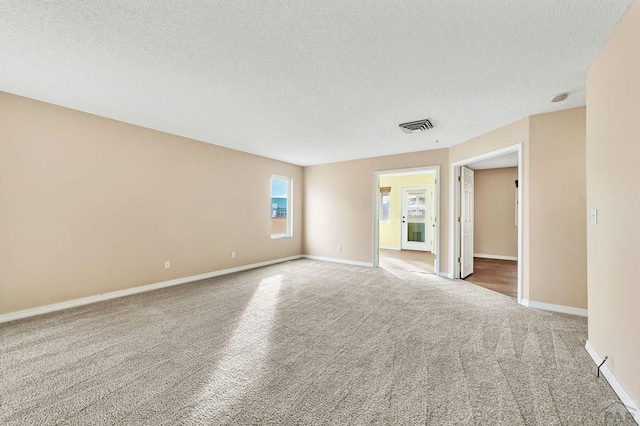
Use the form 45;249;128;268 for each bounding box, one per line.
460;166;475;278
373;166;440;275
449;143;524;304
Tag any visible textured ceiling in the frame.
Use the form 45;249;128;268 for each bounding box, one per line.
0;1;632;166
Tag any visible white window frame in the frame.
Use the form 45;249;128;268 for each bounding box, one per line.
380;187;391;223
270;175;293;239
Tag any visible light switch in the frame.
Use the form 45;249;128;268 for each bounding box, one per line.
590;209;598;224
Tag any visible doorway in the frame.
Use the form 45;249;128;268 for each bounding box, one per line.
373;167;440;275
451;145;523;302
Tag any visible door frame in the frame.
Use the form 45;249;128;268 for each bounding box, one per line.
449;144;523;303
373;166;441;275
460;166;474;278
400;185;434;251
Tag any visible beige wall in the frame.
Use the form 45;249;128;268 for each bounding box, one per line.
586;0;640;406
528;108;587;308
302;117;528;276
304;110;587;313
303;149;449;270
0;92;303;314
474;167;518;258
449;118;529;165
443;109;586;309
1;91;590;317
378;173;436;249
448;118;530;297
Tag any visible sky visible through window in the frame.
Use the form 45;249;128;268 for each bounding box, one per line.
271;179;288;198
271;177;290;222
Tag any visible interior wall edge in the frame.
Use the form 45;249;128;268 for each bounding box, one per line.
585;341;640;424
0;255;303;324
473;254;518;261
301;255;373;268
520;299;588;317
0;92;304;314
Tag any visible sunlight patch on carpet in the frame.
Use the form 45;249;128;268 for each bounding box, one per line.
188;274;282;422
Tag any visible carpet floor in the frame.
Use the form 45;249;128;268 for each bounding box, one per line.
0;259;634;425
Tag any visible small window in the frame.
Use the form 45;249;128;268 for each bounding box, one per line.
380;186;391;223
271;175;292;238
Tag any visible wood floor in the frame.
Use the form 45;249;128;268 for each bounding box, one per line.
464;257;517;298
379;251;517;299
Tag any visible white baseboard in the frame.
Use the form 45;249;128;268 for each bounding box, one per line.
379;246;400;251
520;299;588;317
439;271;454;279
0;255;303;324
302;254;373;267
474;253;518;261
585;341;640;424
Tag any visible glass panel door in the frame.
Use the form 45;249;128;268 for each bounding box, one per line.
406;192;426;243
401;186;433;251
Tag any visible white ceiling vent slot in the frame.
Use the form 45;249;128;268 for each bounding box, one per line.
399;119;434;134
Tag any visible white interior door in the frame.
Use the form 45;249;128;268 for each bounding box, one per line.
460;167;474;278
401;186;433;251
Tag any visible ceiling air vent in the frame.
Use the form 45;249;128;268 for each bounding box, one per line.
399;118;434;134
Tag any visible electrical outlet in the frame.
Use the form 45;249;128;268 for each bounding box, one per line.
337;244;342;252
164;260;171;269
231;251;236;258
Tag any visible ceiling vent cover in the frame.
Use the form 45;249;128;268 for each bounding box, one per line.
399;118;434;133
